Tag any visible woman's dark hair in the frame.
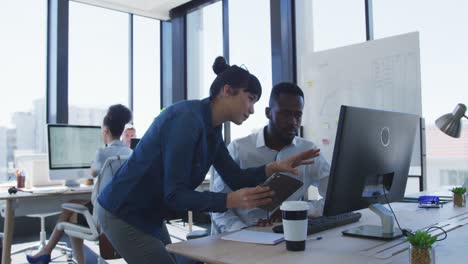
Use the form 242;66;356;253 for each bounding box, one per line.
209;56;262;100
103;104;132;138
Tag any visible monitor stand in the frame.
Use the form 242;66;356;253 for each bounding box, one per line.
64;179;81;187
342;204;403;240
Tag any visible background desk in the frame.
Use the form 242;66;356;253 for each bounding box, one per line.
0;186;91;264
167;202;468;264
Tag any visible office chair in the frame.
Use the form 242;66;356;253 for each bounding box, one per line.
208;167;222;236
11;212;74;262
57;155;129;263
187;168;215;240
10;157;74;262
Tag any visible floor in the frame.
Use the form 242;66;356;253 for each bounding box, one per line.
9;219;209;264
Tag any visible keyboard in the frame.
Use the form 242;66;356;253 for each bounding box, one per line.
272;212;362;235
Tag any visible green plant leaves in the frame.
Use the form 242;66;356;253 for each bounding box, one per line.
407;230;437;248
451;186;467;195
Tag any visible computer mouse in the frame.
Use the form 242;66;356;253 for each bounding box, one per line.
8;186;18;194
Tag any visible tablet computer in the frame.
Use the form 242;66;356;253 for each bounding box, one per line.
258;173;303;212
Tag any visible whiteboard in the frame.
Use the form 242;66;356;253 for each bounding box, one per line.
299;32;422;167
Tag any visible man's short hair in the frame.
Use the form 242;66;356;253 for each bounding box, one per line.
269;82;304;107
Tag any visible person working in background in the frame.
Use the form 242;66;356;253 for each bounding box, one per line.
122;123;137;147
96;57;319;264
212;82;330;233
27;104;133;264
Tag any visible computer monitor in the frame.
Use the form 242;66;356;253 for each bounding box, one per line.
323;105;419;240
130;138;140;150
47;124;102;186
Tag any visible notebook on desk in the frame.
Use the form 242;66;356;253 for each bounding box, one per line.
221;230;284;245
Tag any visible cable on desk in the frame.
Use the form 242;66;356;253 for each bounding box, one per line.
382;185;447;241
426;226;447;242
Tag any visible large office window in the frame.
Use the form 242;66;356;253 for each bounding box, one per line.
0;0;47;183
68;2;129;126
295;0;366;102
133;15;161;136
229;0;272;140
373;0;468;190
296;0;366;53
186;2;223;100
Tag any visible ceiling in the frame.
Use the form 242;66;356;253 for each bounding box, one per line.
73;0;193;20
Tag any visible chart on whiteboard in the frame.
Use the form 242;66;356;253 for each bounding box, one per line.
299;32;422;166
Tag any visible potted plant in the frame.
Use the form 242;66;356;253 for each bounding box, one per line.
451;186;466;207
407;230;436;264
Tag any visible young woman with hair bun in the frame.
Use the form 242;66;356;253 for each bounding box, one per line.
96;57;319;264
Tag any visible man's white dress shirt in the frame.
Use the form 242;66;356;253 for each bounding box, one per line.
211;129;330;233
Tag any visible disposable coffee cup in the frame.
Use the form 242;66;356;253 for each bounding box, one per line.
280;201;309;251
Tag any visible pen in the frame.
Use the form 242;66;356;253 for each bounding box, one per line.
307;236;322;241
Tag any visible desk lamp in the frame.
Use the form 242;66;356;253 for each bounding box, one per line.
435;104;467;138
435;103;468;189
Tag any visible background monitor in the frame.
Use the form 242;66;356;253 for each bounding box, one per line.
130;138;140;150
323;105;419;240
47;124;102;186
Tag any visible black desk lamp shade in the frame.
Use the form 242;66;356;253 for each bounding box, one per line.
435;104;467;138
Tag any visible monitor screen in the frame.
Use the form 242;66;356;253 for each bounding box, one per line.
130;138;140;150
47;124;102;184
322;106;419;239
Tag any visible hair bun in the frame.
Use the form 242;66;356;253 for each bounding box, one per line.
212;56;229;75
107;104;132;125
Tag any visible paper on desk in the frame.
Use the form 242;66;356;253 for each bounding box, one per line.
221;230;284;245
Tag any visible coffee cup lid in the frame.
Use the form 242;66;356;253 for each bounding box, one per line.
280;201;309;211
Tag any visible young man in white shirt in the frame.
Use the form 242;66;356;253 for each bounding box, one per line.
211;82;330;233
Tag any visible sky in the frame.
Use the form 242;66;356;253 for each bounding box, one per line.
1;0;47;127
372;0;468;122
1;0;468;129
0;0;160;133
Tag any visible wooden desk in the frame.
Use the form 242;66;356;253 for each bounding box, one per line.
167;202;468;264
0;186;91;264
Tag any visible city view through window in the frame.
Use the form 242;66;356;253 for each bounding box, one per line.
0;1;160;183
